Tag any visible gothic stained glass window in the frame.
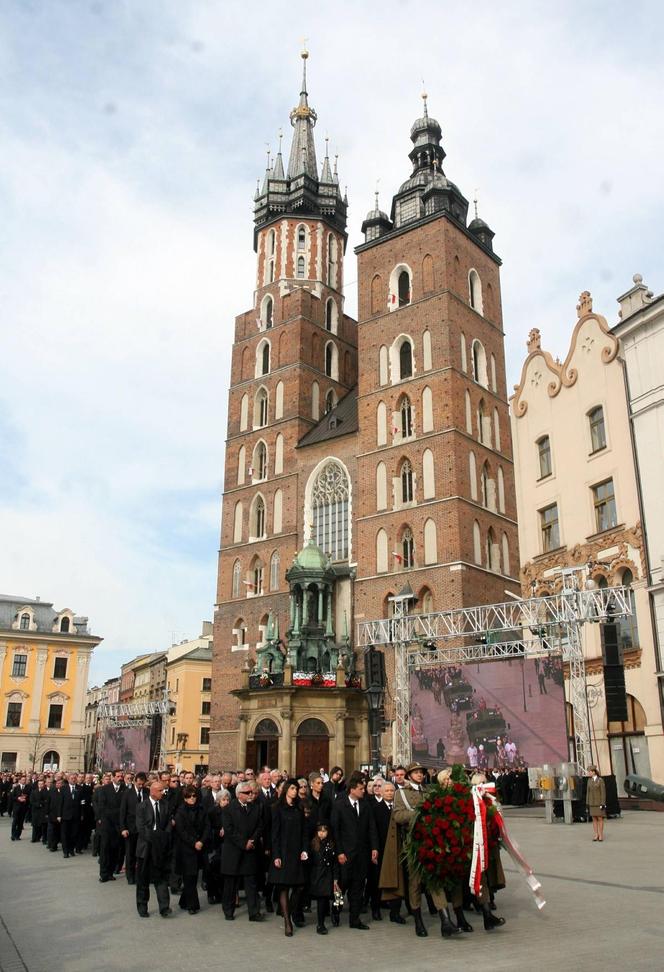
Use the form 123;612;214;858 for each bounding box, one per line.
312;462;350;561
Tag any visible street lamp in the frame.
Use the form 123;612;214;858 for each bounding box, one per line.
366;683;384;775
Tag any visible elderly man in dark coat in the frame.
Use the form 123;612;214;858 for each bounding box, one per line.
220;782;264;922
135;778;173;918
30;779;49;843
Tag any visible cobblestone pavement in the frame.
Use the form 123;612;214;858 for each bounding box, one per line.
1;811;663;972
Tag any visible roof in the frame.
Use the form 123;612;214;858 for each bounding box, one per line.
170;644;213;664
297;386;358;447
0;594;92;637
294;542;330;572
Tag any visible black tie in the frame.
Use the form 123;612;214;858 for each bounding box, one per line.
155;801;160;827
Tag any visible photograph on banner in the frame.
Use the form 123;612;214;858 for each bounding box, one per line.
99;725;153;772
410;655;567;769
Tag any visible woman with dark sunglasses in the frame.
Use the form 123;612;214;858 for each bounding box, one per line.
174;785;210;914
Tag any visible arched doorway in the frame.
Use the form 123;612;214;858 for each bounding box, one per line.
246;718;279;773
42;750;60;771
296;718;329;777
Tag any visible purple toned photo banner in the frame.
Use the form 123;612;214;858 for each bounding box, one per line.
100;725;152;772
410;655;568;769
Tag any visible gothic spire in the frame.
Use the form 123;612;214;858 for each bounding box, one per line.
320;136;333;183
287;48;318;179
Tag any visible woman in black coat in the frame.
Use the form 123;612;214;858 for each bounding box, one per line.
268;780;308;936
174;786;211;914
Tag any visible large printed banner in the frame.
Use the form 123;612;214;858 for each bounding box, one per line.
99;725;152;772
410;655;568;769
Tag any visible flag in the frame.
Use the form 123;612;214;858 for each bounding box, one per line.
255;317;262;330
248;466;254;477
392;551;403;563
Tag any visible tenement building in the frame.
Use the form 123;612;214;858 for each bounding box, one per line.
510;292;664;780
0;595;102;773
211;55;520;773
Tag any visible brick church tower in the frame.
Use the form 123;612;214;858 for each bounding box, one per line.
352;94;520;692
210;64;519;773
210;54;359;770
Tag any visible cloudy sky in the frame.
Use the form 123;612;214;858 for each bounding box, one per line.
1;1;662;684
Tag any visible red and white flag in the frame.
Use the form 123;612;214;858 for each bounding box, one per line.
392;551;403;563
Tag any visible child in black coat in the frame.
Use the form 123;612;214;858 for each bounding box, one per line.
308;822;339;934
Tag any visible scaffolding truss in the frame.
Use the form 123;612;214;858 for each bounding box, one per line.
357;586;631;773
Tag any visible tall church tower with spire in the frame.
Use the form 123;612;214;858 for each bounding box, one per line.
210;53;360;772
352;92;520;672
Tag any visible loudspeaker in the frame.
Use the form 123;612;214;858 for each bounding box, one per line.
367;649;386;689
601;623;622;666
604;665;628;722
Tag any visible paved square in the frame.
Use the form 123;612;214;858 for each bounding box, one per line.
0;811;662;972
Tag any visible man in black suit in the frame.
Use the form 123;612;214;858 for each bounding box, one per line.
30;778;49;843
323;766;345;804
46;776;65;851
76;773;94;852
96;768;125;882
135;778;172;918
256;770;278;912
120;771;147;885
331;772;379;930
60;772;82;857
10;775;30;840
220;782;264;922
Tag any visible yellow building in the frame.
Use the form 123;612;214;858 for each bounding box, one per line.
164;642;212;774
0;595;102;773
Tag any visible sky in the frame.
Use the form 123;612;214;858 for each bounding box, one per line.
1;1;663;684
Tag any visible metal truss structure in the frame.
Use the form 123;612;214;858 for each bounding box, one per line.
357;585;632;772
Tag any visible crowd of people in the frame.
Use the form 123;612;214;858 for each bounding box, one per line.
1;761;509;937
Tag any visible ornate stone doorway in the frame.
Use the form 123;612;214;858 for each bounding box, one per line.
296;718;329;777
245;718;279;772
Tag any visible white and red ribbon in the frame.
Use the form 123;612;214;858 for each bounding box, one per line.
470;783;546;910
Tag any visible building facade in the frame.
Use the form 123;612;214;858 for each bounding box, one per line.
164;643;213;774
0;595;102;773
210;56;519;773
510;292;664;780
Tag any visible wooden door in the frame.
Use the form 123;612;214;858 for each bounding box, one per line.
296;736;329;777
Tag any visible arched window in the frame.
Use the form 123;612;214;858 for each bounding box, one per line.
261;295;273;329
423;330;432;371
324;341;338;379
325;298;336;332
490;354;497;392
237;445;246;485
376;462;387;510
273;489;283;533
472;339;488;387
399;340;413;380
250;495;266;540
371;274;382;316
233;502;243;543
377;401;387;446
589;405;607;453
617;568;639;649
274;433;284;475
608;693;650;778
486;527;499;572
477;399;488;445
402;528;414;568
265;229;275;284
297;226;306;251
465;390;472;434
312;381;320;420
376;529;388;573
379;345;388;385
473;520;482;565
275;381;284;419
297;255;306;278
422;449;435;499
233;619;247;648
327;235;337;287
240;393;249;432
20;613;30;630
255;339;270;378
461;332;468;372
493;408;501;451
537;435;552;478
60;617;70;633
422;253;434;293
311;461;350;561
400;396;413;438
270;551;280;591
502;533;510;576
422;386;433;432
497;466;505;513
253;441;268;481
232;560;241;598
398;269;410;307
254;387;268;428
481;462;490;509
469;269;483;314
424;518;437;565
400;459;414;504
469;451;478;501
324;389;336;414
420;588;434;614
